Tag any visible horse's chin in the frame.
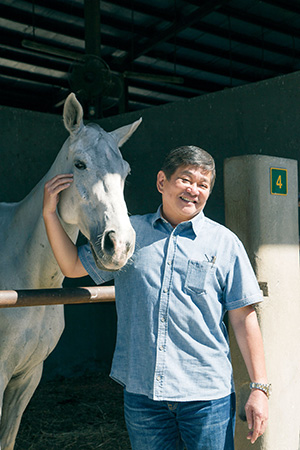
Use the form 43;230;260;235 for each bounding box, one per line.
91;245;129;272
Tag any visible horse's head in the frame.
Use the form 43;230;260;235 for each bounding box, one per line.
58;93;141;271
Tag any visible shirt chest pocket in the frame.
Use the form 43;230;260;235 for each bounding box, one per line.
184;260;216;295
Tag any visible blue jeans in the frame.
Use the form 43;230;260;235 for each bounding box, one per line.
124;390;236;450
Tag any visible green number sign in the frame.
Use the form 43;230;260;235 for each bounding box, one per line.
270;168;288;196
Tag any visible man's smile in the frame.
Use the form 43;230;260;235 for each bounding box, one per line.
180;195;197;204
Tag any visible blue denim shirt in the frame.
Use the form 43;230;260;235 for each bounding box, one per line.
79;208;263;401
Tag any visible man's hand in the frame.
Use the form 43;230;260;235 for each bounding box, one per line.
245;388;269;444
43;173;74;216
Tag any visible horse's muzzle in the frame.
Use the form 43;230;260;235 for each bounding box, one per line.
91;228;135;271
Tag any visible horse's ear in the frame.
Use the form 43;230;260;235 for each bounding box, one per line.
63;93;84;135
109;117;142;148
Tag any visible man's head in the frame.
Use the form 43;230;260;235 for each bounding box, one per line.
156;146;216;227
160;145;216;192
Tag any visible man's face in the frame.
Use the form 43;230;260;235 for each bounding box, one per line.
156;165;212;227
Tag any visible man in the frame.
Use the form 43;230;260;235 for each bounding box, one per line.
43;145;269;450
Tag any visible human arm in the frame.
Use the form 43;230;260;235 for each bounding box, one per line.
228;305;269;444
43;174;88;278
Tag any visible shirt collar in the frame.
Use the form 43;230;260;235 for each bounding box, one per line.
151;205;205;236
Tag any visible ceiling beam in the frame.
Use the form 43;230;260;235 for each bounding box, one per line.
126;65;225;93
219;4;300;39
128;78;198;99
109;47;263;84
152;56;256;85
115;0;231;68
261;0;300;15
192;21;300;60
1;44;70;73
102;0;172;22
0;65;68;89
84;0;101;56
1;19;291;84
172;36;290;74
3;1;299;67
0;4;84;40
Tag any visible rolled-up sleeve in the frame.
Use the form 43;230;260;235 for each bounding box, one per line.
78;244;114;285
223;239;263;310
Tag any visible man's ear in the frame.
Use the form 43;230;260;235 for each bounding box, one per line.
156;170;166;194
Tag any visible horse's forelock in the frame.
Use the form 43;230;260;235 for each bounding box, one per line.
84;124;124;159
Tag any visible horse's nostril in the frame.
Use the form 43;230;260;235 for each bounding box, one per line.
103;231;115;254
103;231;133;258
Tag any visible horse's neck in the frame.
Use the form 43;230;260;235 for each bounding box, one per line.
3;143;79;289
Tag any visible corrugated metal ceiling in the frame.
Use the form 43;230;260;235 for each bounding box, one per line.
1;0;300;118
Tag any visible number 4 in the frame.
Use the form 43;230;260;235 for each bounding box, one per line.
276;175;283;189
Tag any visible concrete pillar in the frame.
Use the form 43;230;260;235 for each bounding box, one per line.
224;155;300;450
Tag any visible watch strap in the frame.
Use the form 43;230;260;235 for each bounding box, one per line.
249;382;271;399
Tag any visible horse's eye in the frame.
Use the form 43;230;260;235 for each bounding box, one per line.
74;160;87;170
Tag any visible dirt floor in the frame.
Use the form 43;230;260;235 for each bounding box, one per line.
15;372;131;450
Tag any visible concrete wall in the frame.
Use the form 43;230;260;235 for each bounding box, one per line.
1;71;300;381
224;155;300;450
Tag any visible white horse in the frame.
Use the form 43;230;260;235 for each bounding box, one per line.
0;93;141;449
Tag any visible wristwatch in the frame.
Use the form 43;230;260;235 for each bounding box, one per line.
249;382;272;399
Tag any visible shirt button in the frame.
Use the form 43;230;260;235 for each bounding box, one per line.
167;260;171;265
163;288;168;293
156;375;162;381
159;346;164;351
160;317;166;323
